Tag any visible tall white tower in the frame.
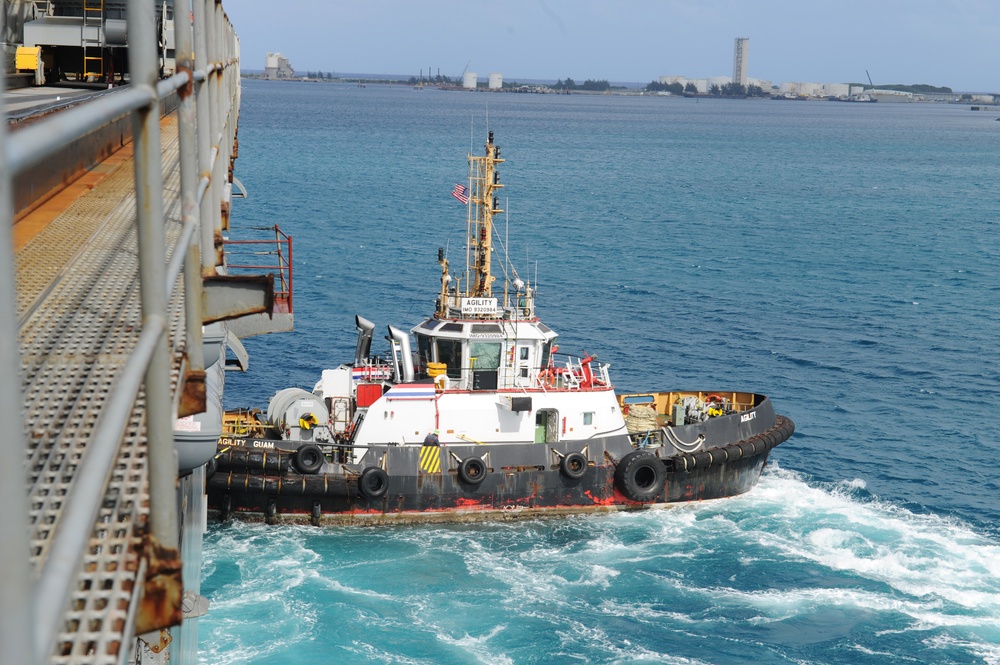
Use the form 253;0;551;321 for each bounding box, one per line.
733;37;749;87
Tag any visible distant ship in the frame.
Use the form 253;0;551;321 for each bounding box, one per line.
208;132;794;524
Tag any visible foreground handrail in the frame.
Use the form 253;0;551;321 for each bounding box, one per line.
0;1;243;662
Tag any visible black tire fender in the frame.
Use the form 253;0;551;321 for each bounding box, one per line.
359;467;389;499
458;456;487;485
614;450;666;502
560;452;588;480
293;443;325;474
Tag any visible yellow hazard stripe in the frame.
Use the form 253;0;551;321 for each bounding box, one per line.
419;445;441;473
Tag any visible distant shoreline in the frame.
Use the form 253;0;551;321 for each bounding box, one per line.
240;74;997;104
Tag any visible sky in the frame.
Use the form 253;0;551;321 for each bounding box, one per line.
225;0;1000;91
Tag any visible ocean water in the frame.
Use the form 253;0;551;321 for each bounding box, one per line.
200;80;1000;664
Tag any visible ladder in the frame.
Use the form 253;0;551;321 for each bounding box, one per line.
82;0;104;79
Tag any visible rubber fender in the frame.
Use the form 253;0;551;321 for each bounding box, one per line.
293;443;325;474
614;450;666;502
458;456;488;485
724;444;743;461
359;467;389;499
693;451;714;468
560;452;588;480
205;456;217;481
739;441;757;458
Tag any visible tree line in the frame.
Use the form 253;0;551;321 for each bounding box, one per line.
553;78;613;91
645;80;768;97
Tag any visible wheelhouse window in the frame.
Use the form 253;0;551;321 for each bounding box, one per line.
541;339;556;369
468;341;501;370
415;334;433;376
437;338;463;379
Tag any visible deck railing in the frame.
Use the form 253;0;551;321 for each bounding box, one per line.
224;225;294;313
0;1;241;662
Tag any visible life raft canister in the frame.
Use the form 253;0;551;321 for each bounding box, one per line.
614;449;666;502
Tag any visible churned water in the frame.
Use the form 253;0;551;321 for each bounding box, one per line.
200;80;1000;664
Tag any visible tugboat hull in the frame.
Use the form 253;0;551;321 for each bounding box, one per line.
207;402;794;525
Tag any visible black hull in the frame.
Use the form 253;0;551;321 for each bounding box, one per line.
207;402;794;526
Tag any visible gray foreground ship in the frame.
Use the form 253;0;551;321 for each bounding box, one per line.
1;2;287;664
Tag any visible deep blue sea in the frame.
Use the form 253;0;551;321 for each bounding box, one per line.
199;80;1000;664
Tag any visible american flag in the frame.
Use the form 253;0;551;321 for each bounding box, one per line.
451;182;469;204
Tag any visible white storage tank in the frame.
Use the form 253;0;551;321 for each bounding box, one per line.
779;81;797;94
824;83;850;98
488;72;502;89
463;72;478;89
707;76;731;88
797;82;821;97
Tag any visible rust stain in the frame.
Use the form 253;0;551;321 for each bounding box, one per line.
135;534;183;635
12;113;179;252
178;368;206;417
213;229;225;267
12;146;131;251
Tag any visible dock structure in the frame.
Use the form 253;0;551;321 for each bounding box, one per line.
0;1;279;663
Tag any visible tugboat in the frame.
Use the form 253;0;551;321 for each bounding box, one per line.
208;133;794;525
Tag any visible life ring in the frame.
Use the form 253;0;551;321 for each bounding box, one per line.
435;374;450;390
614;450;665;502
458;456;487;485
560;452;588;480
539;368;557;389
359;467;389;499
292;443;324;474
704;394;723;404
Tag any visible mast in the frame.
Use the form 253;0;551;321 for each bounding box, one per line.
437;132;524;320
469;131;504;298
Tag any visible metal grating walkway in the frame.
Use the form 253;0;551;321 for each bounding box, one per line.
16;120;187;665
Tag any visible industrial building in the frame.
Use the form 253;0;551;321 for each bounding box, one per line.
264;52;294;80
733;37;749;87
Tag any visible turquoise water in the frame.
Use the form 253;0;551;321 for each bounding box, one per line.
200;81;1000;664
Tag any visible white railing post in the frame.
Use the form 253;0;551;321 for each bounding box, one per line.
194;0;215;274
207;1;223;240
128;0;178;550
0;20;40;665
174;0;206;388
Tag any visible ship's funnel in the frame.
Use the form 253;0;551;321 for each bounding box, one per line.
355;315;375;365
387;325;415;383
